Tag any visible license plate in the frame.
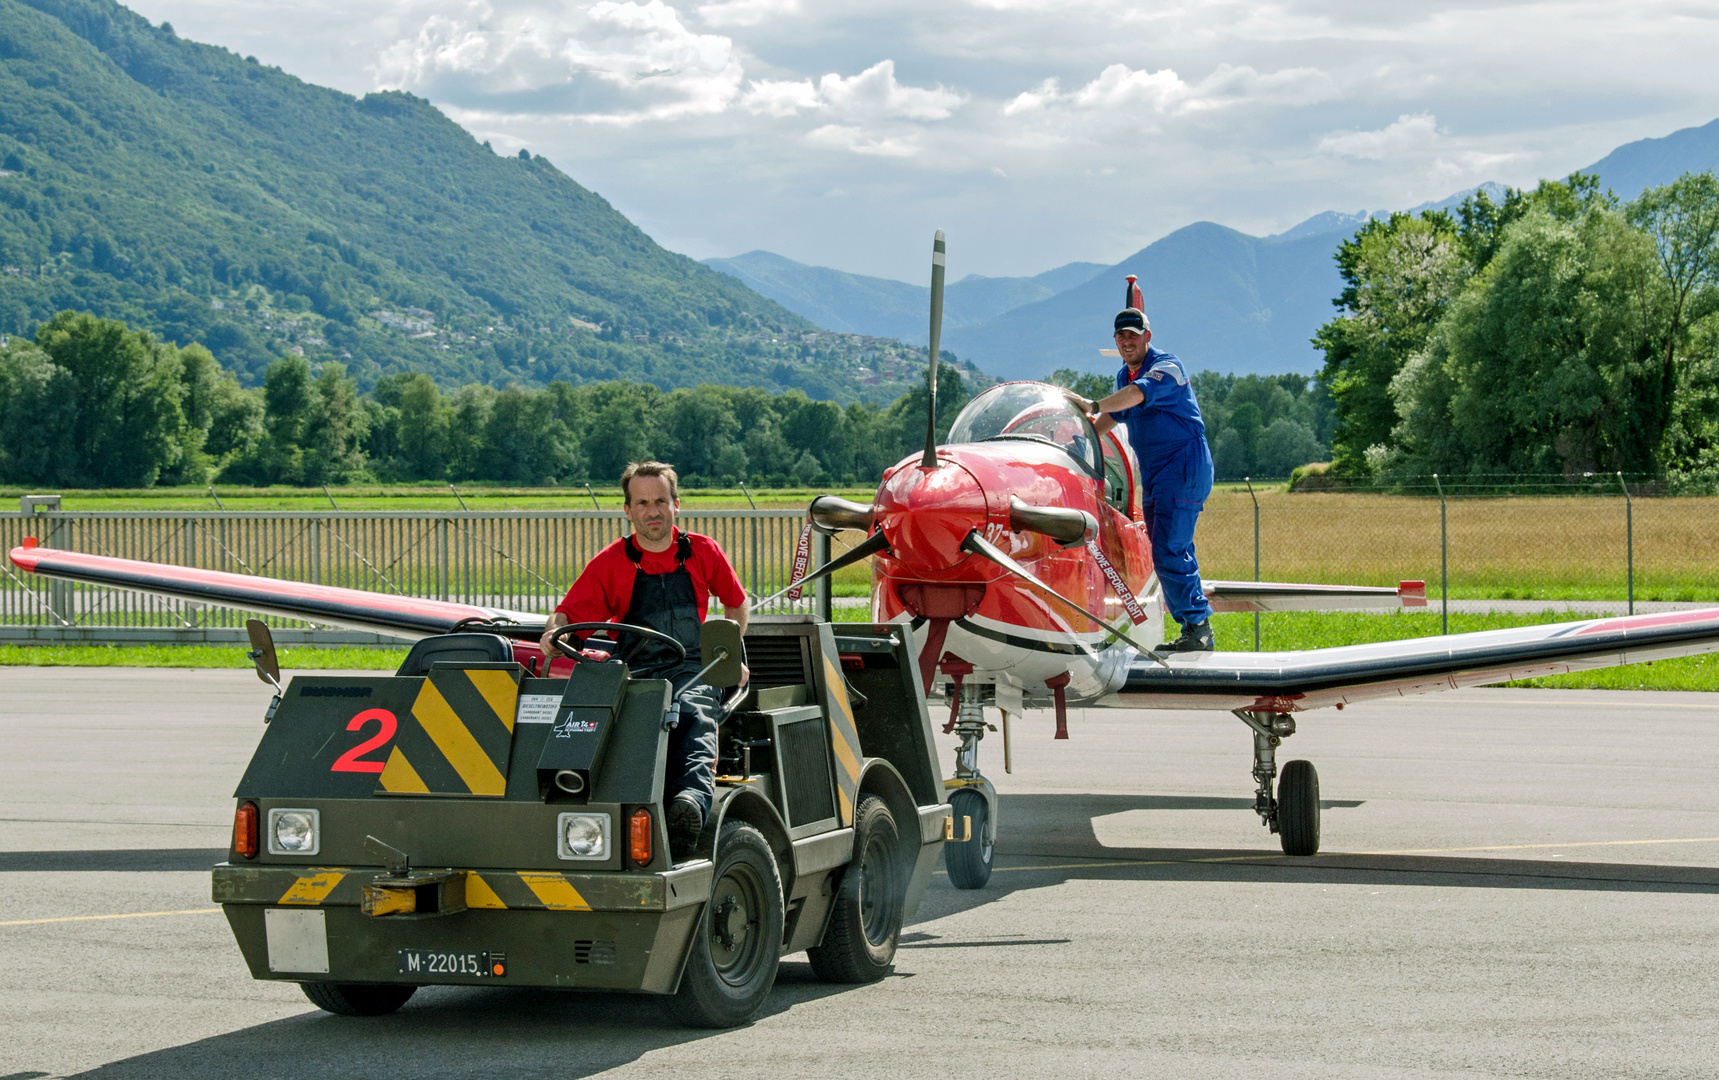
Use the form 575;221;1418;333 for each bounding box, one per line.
396;949;505;978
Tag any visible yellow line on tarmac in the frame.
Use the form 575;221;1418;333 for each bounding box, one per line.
0;907;221;927
1361;837;1719;856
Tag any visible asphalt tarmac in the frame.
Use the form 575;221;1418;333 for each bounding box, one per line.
3;668;1716;1079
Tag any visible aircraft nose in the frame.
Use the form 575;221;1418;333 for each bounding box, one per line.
874;461;988;571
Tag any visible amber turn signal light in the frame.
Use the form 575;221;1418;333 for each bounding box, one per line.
628;807;652;866
233;801;259;859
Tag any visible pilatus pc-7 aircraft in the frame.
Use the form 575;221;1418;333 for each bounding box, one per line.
14;231;1719;891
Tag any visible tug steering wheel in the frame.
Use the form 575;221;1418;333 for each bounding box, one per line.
549;622;687;667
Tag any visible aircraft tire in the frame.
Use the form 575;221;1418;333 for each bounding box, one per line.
944;788;993;890
1277;759;1320;856
809;795;903;983
664;822;783;1028
300;982;416;1016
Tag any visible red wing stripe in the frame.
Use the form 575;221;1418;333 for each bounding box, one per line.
8;547;544;639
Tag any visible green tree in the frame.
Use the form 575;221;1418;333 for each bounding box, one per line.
301;362;369;484
652;389;740;479
1313;213;1466;474
481;387;576;483
32;312;186;487
0;338;77;484
1046;368;1113;401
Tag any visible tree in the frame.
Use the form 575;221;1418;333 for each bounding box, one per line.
0;339;76;484
32;312;186;487
481;386;576;483
301;363;369;484
1629;171;1719;417
1313;213;1466;474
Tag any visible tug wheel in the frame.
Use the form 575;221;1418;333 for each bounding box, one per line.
665;822;783;1028
809;795;903;983
301;982;416;1016
1277;759;1321;856
944;788;993;890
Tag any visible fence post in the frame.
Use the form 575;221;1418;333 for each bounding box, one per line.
1245;476;1259;651
1618;471;1633;615
437;518;449;602
813;530;832;622
1433;474;1447;635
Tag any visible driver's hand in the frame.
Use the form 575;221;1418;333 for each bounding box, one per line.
739;662;751;688
539;628;561;656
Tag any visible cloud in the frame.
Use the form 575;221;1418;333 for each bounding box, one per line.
1004;61;1338;119
1317;112;1440;160
741;60;965;121
806;123;921;157
694;0;798;28
373;0;743;124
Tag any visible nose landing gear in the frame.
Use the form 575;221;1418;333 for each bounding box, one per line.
944;681;997;890
1234;709;1320;856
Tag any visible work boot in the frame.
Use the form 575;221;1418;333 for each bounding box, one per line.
1159;620;1215;653
666;793;705;862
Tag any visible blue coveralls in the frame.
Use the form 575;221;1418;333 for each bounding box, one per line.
1109;346;1215;627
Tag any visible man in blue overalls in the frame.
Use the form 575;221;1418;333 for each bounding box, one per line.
1084;305;1217;652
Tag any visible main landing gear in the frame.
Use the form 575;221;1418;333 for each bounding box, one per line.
1234;709;1320;857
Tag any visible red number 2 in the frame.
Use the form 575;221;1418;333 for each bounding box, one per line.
331;708;397;774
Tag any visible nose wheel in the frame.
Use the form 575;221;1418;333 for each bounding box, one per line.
1235;709;1320;856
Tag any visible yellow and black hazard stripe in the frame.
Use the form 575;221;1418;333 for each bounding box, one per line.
819;653;862;826
377;666;522;798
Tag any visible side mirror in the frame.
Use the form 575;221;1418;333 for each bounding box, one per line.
698;619;745;689
245;620;283;723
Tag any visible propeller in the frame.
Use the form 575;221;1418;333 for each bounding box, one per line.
960;530;1171;669
751;530;891;608
920;229;946;469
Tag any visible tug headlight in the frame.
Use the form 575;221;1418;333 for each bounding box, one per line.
267;808;320;856
558;813;609;861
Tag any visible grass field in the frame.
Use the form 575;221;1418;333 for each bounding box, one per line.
4;609;1713;690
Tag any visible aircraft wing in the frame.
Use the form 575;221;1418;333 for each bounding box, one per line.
1104;608;1719;712
1203;579;1426;612
7;543;547;640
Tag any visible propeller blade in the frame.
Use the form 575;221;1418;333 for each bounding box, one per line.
960;531;1171;669
752;530;891;608
920;228;946;469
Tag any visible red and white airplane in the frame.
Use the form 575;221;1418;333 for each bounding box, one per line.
13;231;1719;890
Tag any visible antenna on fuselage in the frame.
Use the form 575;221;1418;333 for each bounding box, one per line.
920;228;946;469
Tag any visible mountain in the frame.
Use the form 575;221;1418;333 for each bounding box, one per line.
0;0;926;401
704;251;1105;345
943;222;1350;381
1583;117;1719;201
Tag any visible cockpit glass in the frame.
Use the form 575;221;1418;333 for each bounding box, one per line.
946;383;1101;475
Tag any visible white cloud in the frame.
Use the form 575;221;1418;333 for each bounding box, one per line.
1006;61;1338;119
695;0;797;28
1317;112;1441;160
742;60;965;121
373;0;744;125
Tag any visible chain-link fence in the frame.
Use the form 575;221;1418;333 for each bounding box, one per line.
1197;477;1719;610
1;509;830;643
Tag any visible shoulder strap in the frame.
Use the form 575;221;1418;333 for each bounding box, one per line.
622;531;693;567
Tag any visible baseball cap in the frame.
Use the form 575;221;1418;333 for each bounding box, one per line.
1114;308;1150;335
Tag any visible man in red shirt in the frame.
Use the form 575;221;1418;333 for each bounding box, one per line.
539;461;750;859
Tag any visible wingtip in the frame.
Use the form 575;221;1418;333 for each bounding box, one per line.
9;539;41;571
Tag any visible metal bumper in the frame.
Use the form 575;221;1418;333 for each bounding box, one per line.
212;860;714;993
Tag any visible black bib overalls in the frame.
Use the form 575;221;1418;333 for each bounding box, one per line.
621;534;718;814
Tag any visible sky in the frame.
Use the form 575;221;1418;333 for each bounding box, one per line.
123;0;1719;282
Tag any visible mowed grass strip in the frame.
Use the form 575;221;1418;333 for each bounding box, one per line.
0;644;408;669
1211;609;1719;691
